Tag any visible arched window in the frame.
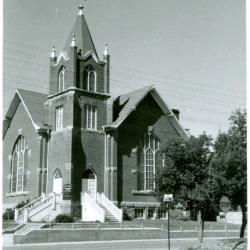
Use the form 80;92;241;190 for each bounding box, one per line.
10;136;28;193
54;168;62;179
88;71;96;92
58;67;65;92
82;65;96;92
137;131;160;190
145;149;154;190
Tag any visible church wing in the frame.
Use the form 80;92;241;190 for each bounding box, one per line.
3;89;49;138
105;85;188;139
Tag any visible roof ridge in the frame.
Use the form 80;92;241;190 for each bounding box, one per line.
115;84;154;99
16;88;47;96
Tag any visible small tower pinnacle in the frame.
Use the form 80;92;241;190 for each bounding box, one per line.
103;43;109;57
78;5;84;16
50;46;56;59
71;34;76;47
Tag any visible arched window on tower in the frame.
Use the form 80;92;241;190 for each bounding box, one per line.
88;70;96;92
82;65;97;92
10;136;28;193
58;67;65;92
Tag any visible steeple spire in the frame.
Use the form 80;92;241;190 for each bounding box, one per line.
63;6;98;59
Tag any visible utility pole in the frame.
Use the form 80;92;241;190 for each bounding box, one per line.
164;194;173;250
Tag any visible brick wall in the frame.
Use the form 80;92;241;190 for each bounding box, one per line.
117;94;182;205
3;102;41;209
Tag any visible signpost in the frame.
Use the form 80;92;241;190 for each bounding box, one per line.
164;194;173;250
63;184;72;200
220;196;231;249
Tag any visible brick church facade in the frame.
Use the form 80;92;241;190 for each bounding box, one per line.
3;6;188;221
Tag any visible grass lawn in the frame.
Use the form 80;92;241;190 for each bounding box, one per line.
184;238;247;250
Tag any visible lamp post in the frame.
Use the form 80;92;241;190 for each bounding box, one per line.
164;194;173;250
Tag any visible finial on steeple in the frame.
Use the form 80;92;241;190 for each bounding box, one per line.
103;43;109;57
50;46;56;59
71;34;76;47
78;5;84;16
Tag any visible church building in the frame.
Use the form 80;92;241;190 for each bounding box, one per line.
3;6;188;222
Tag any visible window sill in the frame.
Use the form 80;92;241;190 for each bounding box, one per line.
83;128;104;135
6;191;29;197
132;190;154;196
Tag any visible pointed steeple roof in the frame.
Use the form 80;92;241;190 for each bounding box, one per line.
63;6;98;59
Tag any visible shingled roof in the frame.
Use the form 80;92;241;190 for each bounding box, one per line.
108;86;188;138
3;89;49;138
63;8;98;59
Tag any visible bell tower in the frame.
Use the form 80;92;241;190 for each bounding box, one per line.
46;6;111;216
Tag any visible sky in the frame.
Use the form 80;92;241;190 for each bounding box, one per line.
3;0;246;138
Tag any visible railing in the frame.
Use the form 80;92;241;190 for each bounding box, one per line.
15;193;60;223
98;193;123;222
28;193;55;218
16;194;45;220
81;192;105;223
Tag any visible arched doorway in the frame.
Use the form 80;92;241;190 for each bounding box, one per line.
82;169;97;200
53;168;62;194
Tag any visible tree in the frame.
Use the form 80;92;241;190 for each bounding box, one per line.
156;133;214;243
211;109;247;238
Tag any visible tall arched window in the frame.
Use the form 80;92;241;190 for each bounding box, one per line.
88;71;96;92
10;136;28;193
82;65;96;92
137;131;160;190
58;67;65;92
145;149;154;190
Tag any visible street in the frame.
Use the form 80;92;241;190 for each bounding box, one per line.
3;239;197;250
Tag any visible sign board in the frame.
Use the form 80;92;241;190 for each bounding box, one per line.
163;194;173;202
220;196;231;213
63;184;72;200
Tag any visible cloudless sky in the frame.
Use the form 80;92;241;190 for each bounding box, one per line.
3;0;246;138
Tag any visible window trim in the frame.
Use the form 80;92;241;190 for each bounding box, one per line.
58;67;65;92
82;65;97;92
87;70;97;92
138;132;160;191
10;136;28;194
85;104;97;130
55;105;64;131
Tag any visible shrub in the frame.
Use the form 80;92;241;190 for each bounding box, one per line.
169;208;189;221
16;199;30;209
54;214;74;223
122;207;135;221
2;209;14;221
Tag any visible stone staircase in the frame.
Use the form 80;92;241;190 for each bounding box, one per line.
97;193;123;222
81;192;123;223
99;204;119;222
15;193;62;223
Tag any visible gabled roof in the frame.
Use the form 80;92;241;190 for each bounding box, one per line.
108;86;188;138
63;13;99;59
3;89;50;138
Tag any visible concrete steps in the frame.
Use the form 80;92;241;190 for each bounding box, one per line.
98;204;119;222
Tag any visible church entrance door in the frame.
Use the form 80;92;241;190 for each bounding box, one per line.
82;169;97;200
53;169;62;194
